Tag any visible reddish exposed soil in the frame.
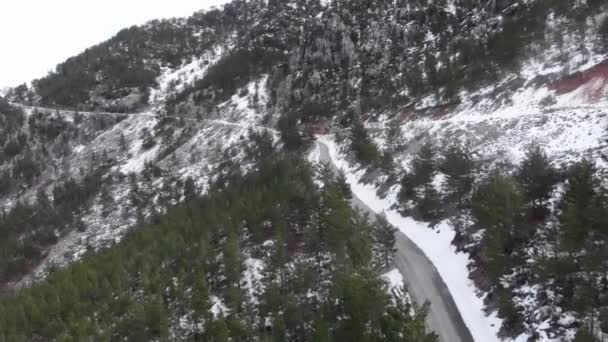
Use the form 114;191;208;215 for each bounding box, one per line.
548;62;608;97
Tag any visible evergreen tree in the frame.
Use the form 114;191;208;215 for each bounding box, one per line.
398;171;417;205
379;151;396;174
516;145;558;212
320;183;354;262
310;314;333;342
559;160;598;253
207;318;230;342
0;155;438;342
278;112;313;152
183;177;197;201
316;162;335;184
349;118;379;165
100;185;114;218
192;271;211;326
347;213;374;271
471;173;524;281
223;231;242;311
145;295;169;340
399;141;441;220
416;185;442;221
335;169;352;200
573;328;598;342
411;141;436;186
441;144;474;208
372;213;397;269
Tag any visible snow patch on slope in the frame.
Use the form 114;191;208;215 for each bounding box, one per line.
243;257;265;305
382;268;411;305
150;42;228;110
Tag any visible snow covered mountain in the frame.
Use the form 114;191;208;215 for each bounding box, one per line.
1;0;608;341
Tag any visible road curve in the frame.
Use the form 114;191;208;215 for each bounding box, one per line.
16;101;474;341
13;103;280;133
315;141;474;342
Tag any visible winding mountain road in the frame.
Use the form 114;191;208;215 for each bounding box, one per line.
14;102;474;340
315;141;474;342
12;104;283;137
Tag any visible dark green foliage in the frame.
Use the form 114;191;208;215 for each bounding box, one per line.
335;170;352;200
194;49;256;101
278;111;313;152
416;186;442;221
573;329;598;342
168;48;284;110
461;156;608;337
379;151;396;174
349;119;380;165
471;173;524;282
495;288;524;336
559;160;601;252
372;213;397;269
0;156;435;341
33;19;213;108
441;145;475;207
183;177;197;201
0;169;106;284
411;142;436;186
398;141;442;220
516;146;558;211
319;181;356;261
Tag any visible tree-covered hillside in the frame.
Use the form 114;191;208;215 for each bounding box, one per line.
0;151;436;341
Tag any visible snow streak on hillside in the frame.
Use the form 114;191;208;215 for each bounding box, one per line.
15;74;274;287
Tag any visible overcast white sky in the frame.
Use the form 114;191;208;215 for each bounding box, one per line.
0;0;229;88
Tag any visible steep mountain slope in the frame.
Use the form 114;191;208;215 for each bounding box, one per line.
1;154;440;341
2;0;608;341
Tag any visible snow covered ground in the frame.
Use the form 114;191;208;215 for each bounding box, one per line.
316;54;608;338
11;71;276;287
382;268;410;304
317;135;503;342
